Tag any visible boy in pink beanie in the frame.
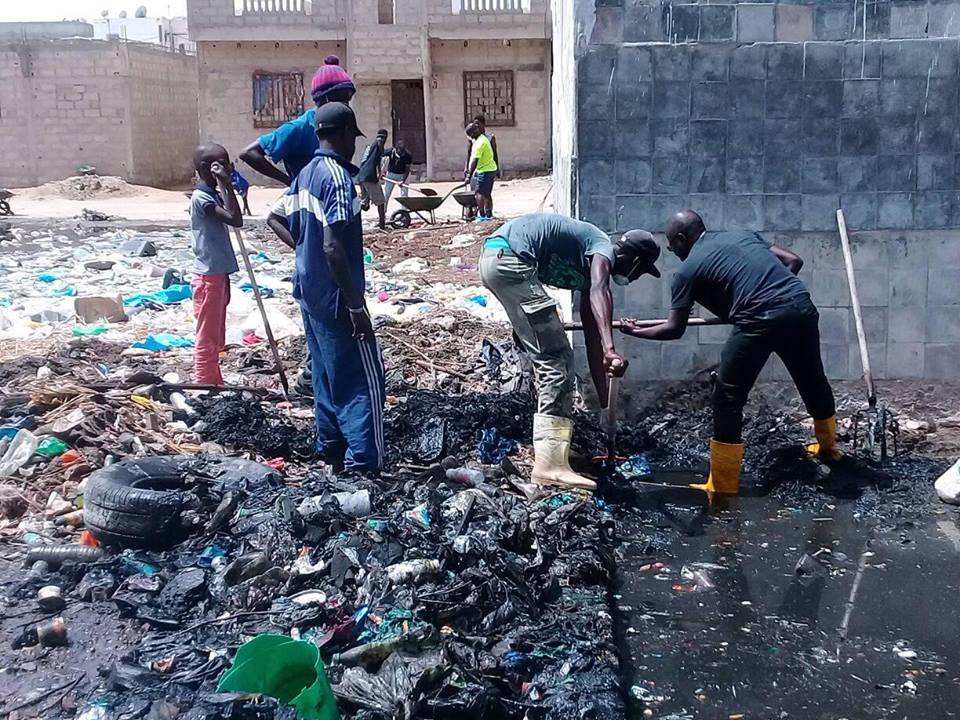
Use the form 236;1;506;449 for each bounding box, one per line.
239;55;356;186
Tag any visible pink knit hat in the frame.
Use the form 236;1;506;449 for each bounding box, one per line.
311;55;355;104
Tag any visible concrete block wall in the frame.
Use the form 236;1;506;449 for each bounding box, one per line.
430;38;552;176
0;39;197;188
126;46;200;187
196;39;346;183
566;0;960;380
350;27;425;81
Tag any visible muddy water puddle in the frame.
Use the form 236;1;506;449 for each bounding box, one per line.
612;469;960;719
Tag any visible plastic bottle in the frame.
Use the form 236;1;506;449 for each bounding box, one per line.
385;559;441;584
445;467;485;486
0;429;38;476
25;545;104;567
444;468;497;497
332;625;436;667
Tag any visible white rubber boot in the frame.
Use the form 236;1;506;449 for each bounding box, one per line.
530;413;597;492
935;458;960;506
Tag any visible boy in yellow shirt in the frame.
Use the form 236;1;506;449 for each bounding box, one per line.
465;121;498;221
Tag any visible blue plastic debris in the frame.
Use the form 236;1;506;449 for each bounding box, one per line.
53;286;77;297
198;544;228;567
618;454;652;478
124;284;192;307
36;273;57;283
132;334;195;352
478;427;516;464
240;282;275;298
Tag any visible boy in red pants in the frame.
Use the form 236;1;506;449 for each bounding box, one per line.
189;143;243;384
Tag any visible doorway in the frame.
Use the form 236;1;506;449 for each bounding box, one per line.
390;80;426;164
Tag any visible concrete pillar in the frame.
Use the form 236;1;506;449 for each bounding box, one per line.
421;26;435;179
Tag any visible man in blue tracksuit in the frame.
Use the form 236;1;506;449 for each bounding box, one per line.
268;103;384;472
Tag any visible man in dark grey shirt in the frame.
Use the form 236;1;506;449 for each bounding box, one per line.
481;213;661;492
621;209;841;495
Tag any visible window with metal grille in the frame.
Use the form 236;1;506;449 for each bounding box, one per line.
463;70;515;127
252;71;304;129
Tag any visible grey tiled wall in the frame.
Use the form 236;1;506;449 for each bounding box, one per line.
572;0;960;380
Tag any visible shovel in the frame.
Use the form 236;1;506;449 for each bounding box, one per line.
601;375;620;466
231;228;290;400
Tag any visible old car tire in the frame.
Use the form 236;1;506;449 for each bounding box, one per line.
84;456;281;547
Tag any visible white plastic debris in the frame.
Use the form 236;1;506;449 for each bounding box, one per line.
935;458;960;506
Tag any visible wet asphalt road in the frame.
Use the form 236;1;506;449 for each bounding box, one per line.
613;473;960;719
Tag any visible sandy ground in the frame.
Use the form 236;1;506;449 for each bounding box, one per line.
5;176;554;223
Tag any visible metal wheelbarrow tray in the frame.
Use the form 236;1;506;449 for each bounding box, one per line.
389;183;465;229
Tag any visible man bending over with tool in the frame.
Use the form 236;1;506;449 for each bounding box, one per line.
481;213;661;492
620;209;841;495
267;103;384;473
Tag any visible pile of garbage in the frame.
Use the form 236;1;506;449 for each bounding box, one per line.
47;174;132;201
0;221;504;359
2;382;626;719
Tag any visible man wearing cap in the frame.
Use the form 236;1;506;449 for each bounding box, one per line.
243;55;356;397
480;213;661;491
620;209;841;495
267;103;384;473
240;56;356;186
356;129;389;230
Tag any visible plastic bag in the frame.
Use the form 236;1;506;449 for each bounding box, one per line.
123;284;192;308
132;334;195;352
332;651;446;713
37;437;70;458
217;635;340;720
0;429;39;476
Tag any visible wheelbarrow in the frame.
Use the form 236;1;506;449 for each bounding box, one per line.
453;191;478;221
389;183;466;229
0;189;13;216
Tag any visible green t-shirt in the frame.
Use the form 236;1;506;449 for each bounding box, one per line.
493;213;615;290
471;134;498;173
670;231;811;324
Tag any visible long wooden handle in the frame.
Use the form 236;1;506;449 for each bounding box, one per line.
564;316;726;331
231;228;290;400
836;209;875;406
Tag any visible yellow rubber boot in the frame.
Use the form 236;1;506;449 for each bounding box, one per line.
530;414;597;492
690;439;744;495
806;415;843;462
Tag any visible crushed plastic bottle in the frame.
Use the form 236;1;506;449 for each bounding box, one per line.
0;428;38;476
385;559;441;584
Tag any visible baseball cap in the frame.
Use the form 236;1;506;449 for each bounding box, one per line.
315;102;365;137
618;229;661;278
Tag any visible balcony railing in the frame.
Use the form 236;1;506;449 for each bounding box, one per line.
235;0;308;15
453;0;530;14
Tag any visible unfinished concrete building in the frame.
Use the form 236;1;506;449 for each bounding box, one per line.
0;24;199;188
187;0;553;181
557;0;960;382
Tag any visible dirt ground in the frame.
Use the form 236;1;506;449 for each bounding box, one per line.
5;175;553;224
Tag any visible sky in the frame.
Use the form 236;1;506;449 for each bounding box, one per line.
0;1;188;22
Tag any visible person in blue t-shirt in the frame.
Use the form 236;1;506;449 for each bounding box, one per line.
267;103;384;473
239;56;356;186
243;56;356;397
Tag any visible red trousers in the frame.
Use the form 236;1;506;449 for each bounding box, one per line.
192;274;230;385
